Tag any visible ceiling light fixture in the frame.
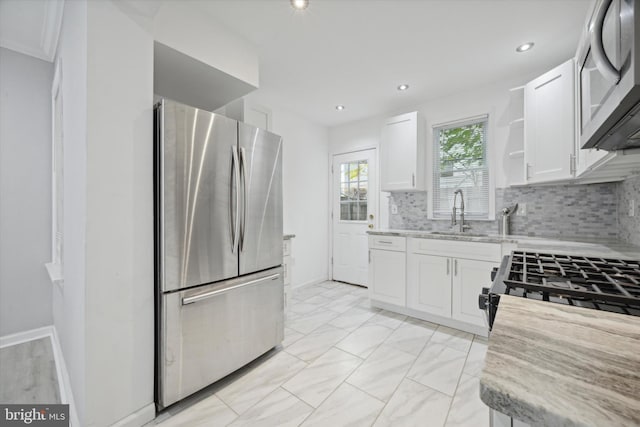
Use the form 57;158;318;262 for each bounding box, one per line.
516;42;535;53
291;0;309;10
397;84;409;91
335;105;345;111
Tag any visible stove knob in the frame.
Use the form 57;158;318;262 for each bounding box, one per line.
478;292;489;310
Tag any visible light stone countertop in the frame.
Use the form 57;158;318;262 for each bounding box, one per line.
367;229;640;259
479;295;640;427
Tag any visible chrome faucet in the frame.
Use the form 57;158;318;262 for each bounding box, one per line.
451;189;470;233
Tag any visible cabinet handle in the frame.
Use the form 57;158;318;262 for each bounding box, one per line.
412;173;415;187
526;163;531;180
377;240;393;244
569;154;576;175
454;259;458;276
446;259;450;275
368;250;371;264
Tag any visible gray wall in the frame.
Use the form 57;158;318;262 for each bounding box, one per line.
0;48;53;336
390;181;620;240
618;174;640;246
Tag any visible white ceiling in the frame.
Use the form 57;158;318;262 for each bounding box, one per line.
0;0;63;62
194;0;592;127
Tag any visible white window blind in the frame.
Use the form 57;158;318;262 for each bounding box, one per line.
432;116;489;219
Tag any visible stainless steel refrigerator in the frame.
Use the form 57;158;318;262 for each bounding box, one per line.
154;98;284;409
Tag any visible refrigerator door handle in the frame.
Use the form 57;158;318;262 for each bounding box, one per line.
182;273;280;305
230;146;240;253
239;147;248;251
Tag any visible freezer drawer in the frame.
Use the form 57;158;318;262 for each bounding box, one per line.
157;267;284;409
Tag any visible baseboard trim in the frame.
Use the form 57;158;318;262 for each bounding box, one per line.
50;327;80;427
0;326;80;426
110;403;156;427
370;300;489;337
292;277;329;289
0;325;55;348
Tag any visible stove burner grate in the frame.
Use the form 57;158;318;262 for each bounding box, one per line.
502;251;640;308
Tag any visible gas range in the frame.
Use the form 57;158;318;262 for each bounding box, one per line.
479;251;640;330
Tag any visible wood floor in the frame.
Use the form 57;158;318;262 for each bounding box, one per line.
0;337;60;404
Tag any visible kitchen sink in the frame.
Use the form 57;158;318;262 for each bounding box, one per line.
430;231;490;238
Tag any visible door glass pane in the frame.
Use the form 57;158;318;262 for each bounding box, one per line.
339;159;368;221
341;164;350;183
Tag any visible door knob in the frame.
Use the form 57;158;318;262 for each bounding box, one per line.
368;224;373;229
369;214;374;219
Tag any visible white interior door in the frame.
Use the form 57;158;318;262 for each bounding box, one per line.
332;150;377;286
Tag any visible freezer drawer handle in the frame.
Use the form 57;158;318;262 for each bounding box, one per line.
182;273;280;305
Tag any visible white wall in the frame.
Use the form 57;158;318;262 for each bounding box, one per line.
249;97;331;288
329;76;537;191
85;1;154;426
153;2;259;88
329;75;535;228
53;0;87;421
0;48;53;336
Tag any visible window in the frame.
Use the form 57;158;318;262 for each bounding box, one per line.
340;160;368;221
432;116;490;219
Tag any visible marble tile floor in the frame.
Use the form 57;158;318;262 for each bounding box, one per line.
150;281;490;427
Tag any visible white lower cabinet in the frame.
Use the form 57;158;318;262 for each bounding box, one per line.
452;258;499;327
407;254;451;317
368;236;406;306
283;237;293;313
370;235;502;335
407;255;497;328
369;248;406;306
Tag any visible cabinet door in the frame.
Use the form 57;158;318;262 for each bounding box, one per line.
407;253;451;317
524;59;575;183
380;112;423;191
451;258;497;327
369;249;406;306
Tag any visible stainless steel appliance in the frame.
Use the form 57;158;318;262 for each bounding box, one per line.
578;0;640;150
478;250;640;426
154;98;284;409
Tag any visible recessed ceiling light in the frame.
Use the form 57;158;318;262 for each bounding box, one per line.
335;105;345;111
291;0;309;10
397;84;409;91
516;42;535;53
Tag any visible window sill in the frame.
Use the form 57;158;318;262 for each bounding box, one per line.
428;216;496;222
45;262;63;287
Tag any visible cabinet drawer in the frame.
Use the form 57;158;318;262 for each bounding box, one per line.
369;235;406;252
283;239;291;256
409;238;501;262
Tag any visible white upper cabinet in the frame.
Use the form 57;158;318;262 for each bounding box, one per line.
380;111;425;191
524;59;576;184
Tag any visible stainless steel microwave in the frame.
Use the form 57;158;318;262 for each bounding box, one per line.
578;0;640;151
